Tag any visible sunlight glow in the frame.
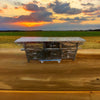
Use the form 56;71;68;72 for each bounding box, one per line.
12;21;50;27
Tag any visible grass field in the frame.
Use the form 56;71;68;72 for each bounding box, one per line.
0;31;100;49
0;31;100;36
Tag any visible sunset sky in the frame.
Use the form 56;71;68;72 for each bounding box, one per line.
0;0;100;30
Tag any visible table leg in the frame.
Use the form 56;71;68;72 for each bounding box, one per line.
23;43;30;63
73;43;79;61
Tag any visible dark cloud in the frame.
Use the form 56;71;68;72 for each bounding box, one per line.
98;15;100;17
49;0;82;15
18;2;53;22
0;10;53;24
61;17;88;21
30;11;53;22
83;7;98;13
81;3;94;6
0;16;15;23
60;17;89;23
13;2;24;6
0;6;53;23
82;7;100;16
17;11;53;22
24;3;45;11
0;2;53;24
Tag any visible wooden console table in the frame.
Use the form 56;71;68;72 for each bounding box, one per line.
15;37;85;63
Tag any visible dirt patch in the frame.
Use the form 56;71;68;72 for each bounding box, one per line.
0;48;100;91
77;49;100;55
0;82;12;89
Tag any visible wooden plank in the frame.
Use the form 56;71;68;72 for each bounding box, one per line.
15;37;85;43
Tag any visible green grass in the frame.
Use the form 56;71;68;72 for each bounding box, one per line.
0;31;100;49
0;31;100;37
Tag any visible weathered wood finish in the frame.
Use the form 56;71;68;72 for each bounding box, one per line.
15;37;85;63
23;43;43;62
22;42;80;62
61;42;78;60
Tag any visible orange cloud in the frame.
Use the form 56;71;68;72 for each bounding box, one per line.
0;9;3;13
3;5;8;9
12;21;50;27
81;19;100;24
